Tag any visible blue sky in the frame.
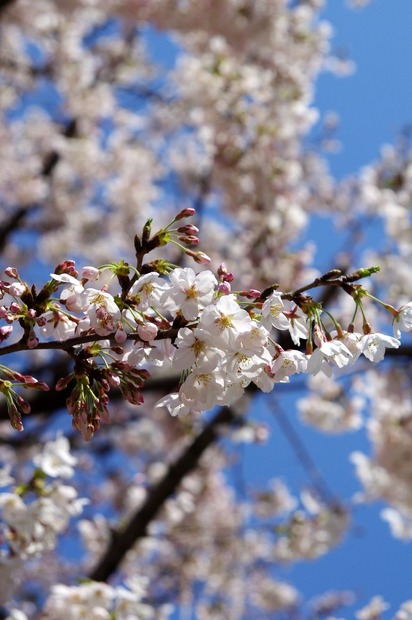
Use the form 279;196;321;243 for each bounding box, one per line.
317;0;412;179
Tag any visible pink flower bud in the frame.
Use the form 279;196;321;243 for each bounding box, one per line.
110;346;124;355
82;266;100;281
217;264;234;282
239;289;261;299
9;302;20;313
54;260;78;278
177;224;199;235
175;207;196;221
218;282;231;295
115;327;127;343
0;325;12;341
27;335;39;349
20;374;37;384
4;267;19;279
186;250;211;264
56;376;73;391
17;396;31;414
178;235;199;246
108;373;121;387
137;322;158;341
32;381;50;391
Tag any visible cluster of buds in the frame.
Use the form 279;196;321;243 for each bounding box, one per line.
0;366;49;431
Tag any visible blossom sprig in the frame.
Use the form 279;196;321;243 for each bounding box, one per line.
0;210;409;435
54;346;150;440
132;208;210;276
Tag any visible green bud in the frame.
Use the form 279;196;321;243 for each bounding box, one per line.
354;266;381;278
142;219;153;243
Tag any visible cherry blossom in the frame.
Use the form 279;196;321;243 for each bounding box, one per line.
358;332;400;363
0;1;411;617
161;267;217;321
33;435;77;479
307;339;353;376
261;291;290;331
393;302;412;338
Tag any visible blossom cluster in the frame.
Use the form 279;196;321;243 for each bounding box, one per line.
0;435;87;605
0;210;410;441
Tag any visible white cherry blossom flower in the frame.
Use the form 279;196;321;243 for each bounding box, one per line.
51;273;85;312
394;599;412;620
79;288;121;336
199;294;252;349
173;327;224;371
282;300;308;345
393;302;412;338
161;267;217;321
356;596;389;620
179;367;226;409
271;350;308;383
33;435;77;479
307;340;353;376
381;508;412;541
261;291;290;331
38;310;77;341
358;332;400;362
238;323;270;356
129;273;169;311
155;392;196;417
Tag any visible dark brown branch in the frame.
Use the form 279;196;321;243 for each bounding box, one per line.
0;0;15;13
0;205;38;254
0;120;77;253
88;404;236;582
0;325;178;357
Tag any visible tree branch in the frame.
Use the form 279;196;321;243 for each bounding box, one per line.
88;404;236;582
0;0;15;13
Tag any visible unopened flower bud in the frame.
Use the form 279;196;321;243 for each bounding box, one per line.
0;326;13;341
54;260;78;277
82;266;100;281
138;322;158;341
142;218;153;243
178;235;199;246
27;334;39;349
175;207;196;221
16;396;31;414
219;282;231;295
177;224;199;235
4;267;19;279
115;327;127;344
110;346;124;355
186;250;211;264
108;373;121;387
239;289;261;299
